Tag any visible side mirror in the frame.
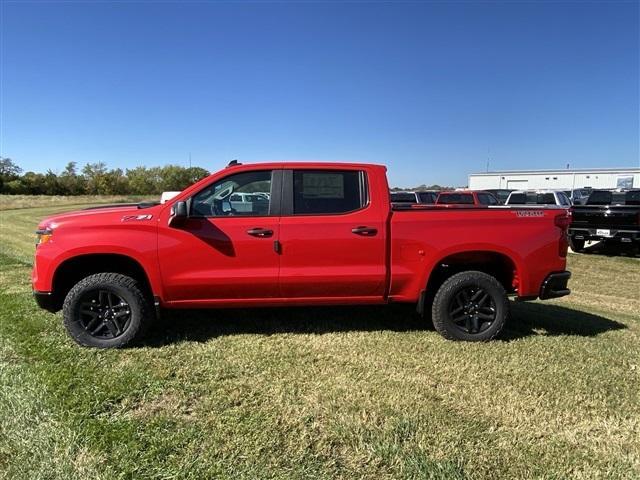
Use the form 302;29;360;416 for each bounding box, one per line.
169;201;188;227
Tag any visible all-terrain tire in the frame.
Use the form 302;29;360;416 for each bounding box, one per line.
62;273;153;348
431;271;509;342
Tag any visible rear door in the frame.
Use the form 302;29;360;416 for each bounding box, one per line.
278;167;387;299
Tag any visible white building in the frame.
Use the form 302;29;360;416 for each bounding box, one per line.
468;167;640;191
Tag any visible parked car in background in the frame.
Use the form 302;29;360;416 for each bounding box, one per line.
505;190;572;207
485;189;513;204
569;189;640;252
435;190;500;207
32;161;571;347
390;191;438;205
568;188;593;205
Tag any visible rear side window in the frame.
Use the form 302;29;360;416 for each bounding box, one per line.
477;193;498;205
390;192;417;203
507;193;526;204
626;191;640;205
587;191;612;205
293;170;366;215
537;193;556;204
508;193;555;205
417;192;437;204
437;193;474;204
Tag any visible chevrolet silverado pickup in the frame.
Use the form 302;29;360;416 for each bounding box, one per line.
33;162;571;348
569;189;640;251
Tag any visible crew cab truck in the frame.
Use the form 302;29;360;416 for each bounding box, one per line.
569;189;640;252
33;162;571;348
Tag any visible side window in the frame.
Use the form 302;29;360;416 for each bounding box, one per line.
418;192;436;204
293;170;366;215
191;170;272;217
508;193;526;204
538;193;556;204
478;193;497;205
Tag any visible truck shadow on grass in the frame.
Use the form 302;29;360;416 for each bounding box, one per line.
575;242;640;258
144;302;626;346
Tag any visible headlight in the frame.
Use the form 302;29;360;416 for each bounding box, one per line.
35;228;53;246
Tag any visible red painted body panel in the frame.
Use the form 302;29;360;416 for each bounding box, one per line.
32;162;568;311
278;164;389;299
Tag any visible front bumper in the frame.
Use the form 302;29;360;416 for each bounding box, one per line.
539;271;571;300
33;290;59;313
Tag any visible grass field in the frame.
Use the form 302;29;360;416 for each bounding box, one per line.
1;200;639;479
0;194;154;211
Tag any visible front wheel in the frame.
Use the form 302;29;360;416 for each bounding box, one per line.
431;271;509;341
62;273;153;348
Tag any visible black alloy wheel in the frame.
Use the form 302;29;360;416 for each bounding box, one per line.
447;286;497;334
78;289;132;339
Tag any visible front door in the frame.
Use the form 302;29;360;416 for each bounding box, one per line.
157;169;280;302
278;168;387;299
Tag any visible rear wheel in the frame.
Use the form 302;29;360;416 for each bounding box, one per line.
431;271;509;341
569;237;585;252
62;273;153;348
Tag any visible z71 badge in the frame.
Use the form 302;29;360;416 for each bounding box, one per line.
121;214;153;222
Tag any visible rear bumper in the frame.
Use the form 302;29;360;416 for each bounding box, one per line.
33;290;59;313
569;228;639;243
539;271;571;300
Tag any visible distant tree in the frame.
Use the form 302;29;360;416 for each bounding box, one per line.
82;162;108;194
58;162;86;195
102;168;129;195
160;165;209;192
126;166;162;195
0;157;22;193
20;172;47;194
1;158;210;196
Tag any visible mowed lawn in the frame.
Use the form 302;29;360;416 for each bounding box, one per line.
1;202;639;479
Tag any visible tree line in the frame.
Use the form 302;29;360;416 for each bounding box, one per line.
0;157;209;195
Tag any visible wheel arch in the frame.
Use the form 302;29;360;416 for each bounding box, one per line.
49;253;155;312
422;250;521;308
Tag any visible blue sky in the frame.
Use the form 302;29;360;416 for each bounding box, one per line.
1;1;638;187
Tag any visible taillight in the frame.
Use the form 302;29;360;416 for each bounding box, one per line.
555;212;570;257
554;211;571;229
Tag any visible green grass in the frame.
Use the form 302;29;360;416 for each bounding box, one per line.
1;203;639;479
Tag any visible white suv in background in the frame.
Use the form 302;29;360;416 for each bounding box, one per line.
505;189;572;207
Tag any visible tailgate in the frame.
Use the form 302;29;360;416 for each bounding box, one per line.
571;206;640;230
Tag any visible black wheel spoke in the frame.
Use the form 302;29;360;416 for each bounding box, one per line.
452;313;468;323
105;319;119;336
85;316;102;331
477;312;494;321
471;316;480;333
90;322;107;335
477;293;489;307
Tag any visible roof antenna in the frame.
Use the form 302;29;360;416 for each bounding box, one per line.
227;159;242;168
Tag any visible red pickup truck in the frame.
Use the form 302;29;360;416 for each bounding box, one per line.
33;162;571;348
